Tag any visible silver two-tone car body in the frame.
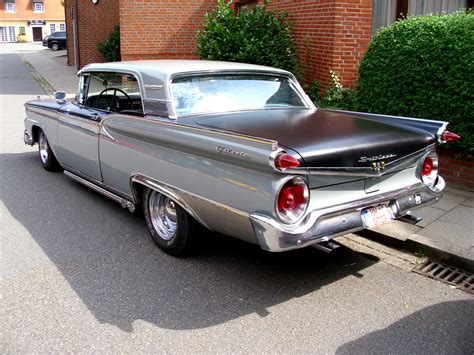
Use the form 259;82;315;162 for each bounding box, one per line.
24;60;452;255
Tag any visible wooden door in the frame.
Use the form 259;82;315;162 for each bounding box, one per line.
32;27;43;41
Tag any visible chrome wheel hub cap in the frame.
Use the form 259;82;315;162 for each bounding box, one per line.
39;132;48;164
149;191;177;241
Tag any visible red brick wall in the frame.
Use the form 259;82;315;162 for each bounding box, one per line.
67;0;373;89
65;0;119;68
439;149;474;191
119;0;216;61
264;0;372;88
118;0;372;88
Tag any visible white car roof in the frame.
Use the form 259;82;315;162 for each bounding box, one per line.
81;60;291;80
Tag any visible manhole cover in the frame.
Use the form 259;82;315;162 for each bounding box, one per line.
414;259;473;295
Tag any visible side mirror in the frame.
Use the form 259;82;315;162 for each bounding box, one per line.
53;91;66;101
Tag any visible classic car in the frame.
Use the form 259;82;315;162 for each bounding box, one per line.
23;60;460;256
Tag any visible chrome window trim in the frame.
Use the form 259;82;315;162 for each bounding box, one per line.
168;70;314;119
79;69;146;114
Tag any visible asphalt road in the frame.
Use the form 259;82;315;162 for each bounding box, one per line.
1;44;473;353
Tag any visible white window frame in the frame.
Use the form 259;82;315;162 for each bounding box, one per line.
59;24;66;31
50;24;56;33
5;2;16;12
33;2;43;13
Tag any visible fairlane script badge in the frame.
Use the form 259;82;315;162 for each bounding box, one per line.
216;146;251;159
358;154;397;163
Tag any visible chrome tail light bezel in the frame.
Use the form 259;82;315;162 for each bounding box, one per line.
275;176;310;224
419;150;439;189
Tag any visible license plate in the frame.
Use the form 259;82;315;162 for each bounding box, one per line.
361;205;394;228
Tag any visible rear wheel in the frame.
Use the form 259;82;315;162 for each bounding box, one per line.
38;129;60;171
143;188;200;256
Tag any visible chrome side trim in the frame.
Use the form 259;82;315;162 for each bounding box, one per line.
130;174;212;230
323;108;449;126
101;126;116;141
106;114;278;148
282;145;435;177
130;173;252;231
64;170;135;212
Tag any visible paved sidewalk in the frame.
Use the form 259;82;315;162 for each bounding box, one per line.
12;42;78;96
360;186;474;272
15;42;474;272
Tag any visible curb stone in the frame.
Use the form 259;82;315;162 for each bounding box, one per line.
357;228;474;274
20;54;55;96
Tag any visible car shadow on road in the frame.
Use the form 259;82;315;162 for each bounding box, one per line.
2;151;379;332
336;299;474;354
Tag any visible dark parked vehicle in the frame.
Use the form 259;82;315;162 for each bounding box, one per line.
47;31;66;51
42;35;50;46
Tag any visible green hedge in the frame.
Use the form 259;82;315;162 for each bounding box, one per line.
357;12;474;153
197;0;298;74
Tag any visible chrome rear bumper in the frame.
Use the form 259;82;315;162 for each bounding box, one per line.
250;177;445;252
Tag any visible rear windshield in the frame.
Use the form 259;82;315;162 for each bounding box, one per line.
171;74;306;116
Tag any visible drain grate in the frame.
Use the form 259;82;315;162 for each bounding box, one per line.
414;259;473;295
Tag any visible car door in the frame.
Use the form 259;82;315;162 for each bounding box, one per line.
57;73;106;182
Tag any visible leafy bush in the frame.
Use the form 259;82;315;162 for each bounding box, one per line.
97;25;121;62
306;80;321;103
357;12;474;153
308;71;357;110
197;0;298;74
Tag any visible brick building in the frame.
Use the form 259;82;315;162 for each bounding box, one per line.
65;0;471;88
1;0;65;43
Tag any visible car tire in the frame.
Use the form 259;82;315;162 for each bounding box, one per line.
143;188;200;256
51;43;59;51
38;129;61;171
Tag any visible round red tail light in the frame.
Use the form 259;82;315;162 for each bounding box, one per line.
276;177;309;223
421;152;438;188
278;184;305;211
422;157;433;176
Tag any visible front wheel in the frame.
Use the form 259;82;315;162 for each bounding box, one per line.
38;129;60;171
143;188;200;256
51;43;59;51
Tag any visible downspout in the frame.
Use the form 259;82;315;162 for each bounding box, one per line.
72;0;79;71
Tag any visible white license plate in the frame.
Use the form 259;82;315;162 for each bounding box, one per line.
361;205;394;228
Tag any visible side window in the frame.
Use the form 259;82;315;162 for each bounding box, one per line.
84;72;143;114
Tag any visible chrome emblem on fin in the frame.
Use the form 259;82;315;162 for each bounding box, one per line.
216;146;251;159
358;154;396;163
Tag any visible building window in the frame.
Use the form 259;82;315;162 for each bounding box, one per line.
408;0;466;15
19;26;26;35
0;26;16;42
235;0;258;13
5;2;16;12
33;2;43;12
50;24;56;33
59;23;65;31
372;0;468;35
